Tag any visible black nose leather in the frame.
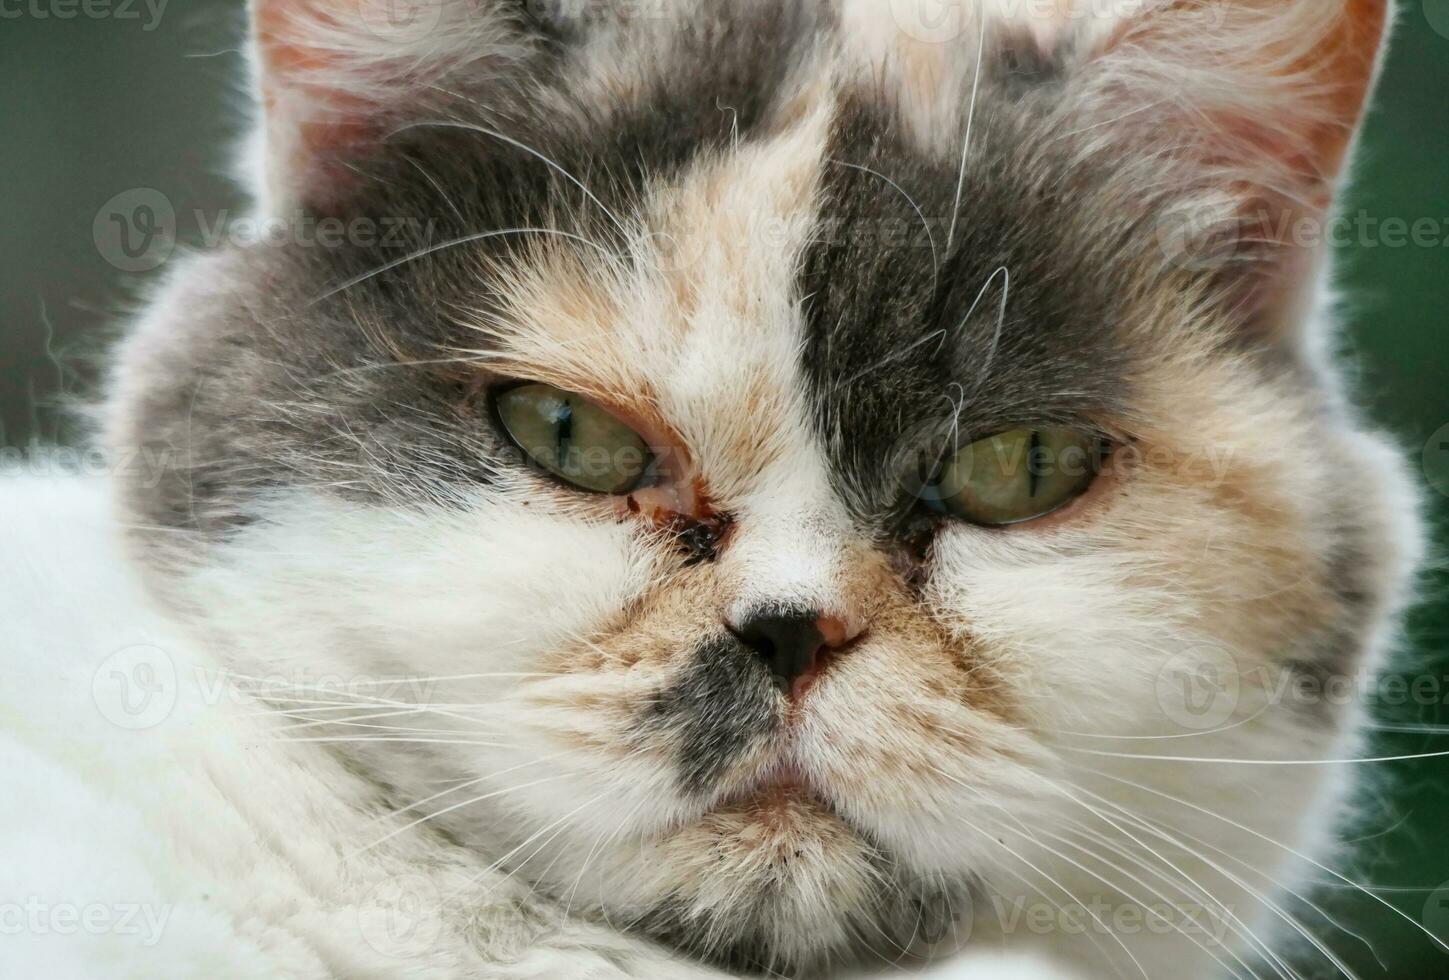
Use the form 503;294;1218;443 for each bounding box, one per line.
733;611;826;692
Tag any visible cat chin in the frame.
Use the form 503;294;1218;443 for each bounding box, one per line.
621;806;892;973
588;787;968;974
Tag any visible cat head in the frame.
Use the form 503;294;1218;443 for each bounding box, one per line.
107;0;1418;973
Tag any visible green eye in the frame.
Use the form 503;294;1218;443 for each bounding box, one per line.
924;428;1107;526
494;383;652;495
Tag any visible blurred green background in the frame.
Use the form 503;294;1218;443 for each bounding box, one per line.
0;3;1445;977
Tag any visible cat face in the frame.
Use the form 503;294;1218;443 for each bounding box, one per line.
107;0;1416;974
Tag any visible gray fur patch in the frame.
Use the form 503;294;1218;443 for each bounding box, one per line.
799;92;1140;533
113;1;825;551
646;634;779;795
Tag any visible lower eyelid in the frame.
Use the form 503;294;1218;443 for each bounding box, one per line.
939;440;1120;532
995;445;1124;532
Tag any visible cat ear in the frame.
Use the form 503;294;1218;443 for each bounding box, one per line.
1065;0;1390;343
248;0;538;212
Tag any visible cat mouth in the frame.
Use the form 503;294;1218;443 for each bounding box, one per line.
717;759;836;819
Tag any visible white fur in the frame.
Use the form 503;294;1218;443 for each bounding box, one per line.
6;1;1419;978
0;469;1095;977
0;470;739;979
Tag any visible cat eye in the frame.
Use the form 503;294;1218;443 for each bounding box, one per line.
921;428;1108;527
494;383;652;495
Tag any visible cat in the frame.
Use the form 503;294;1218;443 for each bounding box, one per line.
0;0;1424;977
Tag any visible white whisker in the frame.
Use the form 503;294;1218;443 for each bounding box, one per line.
946;8;988;253
308;228;615;305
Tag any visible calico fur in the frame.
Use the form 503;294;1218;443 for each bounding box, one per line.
4;1;1423;978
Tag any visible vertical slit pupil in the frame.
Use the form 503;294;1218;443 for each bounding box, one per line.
555;399;574;465
1028;430;1042;499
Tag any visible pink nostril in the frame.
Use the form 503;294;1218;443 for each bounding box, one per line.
790;668;822;703
729;610;860;702
815;614;852;649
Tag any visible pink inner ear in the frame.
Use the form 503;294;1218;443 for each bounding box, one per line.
1303;0;1389;180
253;1;398;210
1100;0;1386;201
1080;0;1388;333
1226;0;1387;321
1240;0;1384;198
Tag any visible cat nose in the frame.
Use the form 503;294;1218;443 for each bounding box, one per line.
729;608;855;701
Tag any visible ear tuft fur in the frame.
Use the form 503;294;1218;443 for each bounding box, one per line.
1062;0;1391;344
249;0;539;211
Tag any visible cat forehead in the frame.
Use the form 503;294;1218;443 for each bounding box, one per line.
438;60;1130;504
276;4;1144;520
